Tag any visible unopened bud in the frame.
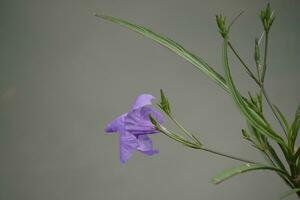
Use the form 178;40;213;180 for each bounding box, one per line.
254;38;260;64
242;129;251;140
216;14;228;38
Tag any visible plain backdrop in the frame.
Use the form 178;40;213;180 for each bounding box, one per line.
1;0;300;199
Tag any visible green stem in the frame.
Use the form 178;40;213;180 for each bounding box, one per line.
261;86;288;137
200;146;257;164
255;62;261;83
261;32;269;83
169;114;201;145
228;42;261;86
159;126;257;164
258;31;288;138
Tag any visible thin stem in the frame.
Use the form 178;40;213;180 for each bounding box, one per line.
261;86;288;137
228;42;261;86
228;11;244;30
255;59;261;82
169;114;201;145
160;126;257;164
159;126;200;149
258;31;265;45
264;151;277;166
261;32;269;83
200;146;257;164
258;28;288;137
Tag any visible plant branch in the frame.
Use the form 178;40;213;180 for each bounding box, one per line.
159;126;257;164
261;86;288;137
228;41;261;86
200;146;257;164
168;114;201;145
261;32;269;83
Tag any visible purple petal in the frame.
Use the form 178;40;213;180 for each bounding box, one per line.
119;130;138;164
125;106;164;135
137;135;159;155
131;94;155;110
105;113;127;134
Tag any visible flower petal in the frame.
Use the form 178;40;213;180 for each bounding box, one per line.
125;106;164;135
105;113;127;134
137;135;159;155
131;94;155;110
119;130;138;164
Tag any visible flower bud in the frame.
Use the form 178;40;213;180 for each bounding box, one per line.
242;129;251;140
260;3;275;33
216;14;228;38
159;89;171;115
254;38;260;64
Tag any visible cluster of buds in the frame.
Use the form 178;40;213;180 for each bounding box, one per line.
215;14;228;38
260;3;275;33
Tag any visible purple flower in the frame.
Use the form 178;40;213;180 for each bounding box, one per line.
105;94;164;164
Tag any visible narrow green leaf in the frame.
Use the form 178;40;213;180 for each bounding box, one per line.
246;123;264;145
242;129;251;140
291;103;300;142
280;188;300;199
96;14;263;122
95;14;229;92
212;163;285;184
222;36;286;147
266;142;287;172
273;105;290;132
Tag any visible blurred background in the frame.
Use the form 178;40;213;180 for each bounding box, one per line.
1;0;299;199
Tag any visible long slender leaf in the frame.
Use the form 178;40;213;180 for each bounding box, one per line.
280;188;300;199
212;163;286;184
222;36;286;147
273;105;290;132
96;14;268;128
291;103;300;143
95;14;228;92
267;142;287;172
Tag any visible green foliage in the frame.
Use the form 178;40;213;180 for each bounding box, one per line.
290;103;300;144
260;3;275;33
216;14;228;38
222;35;286;147
149;114;161;130
99;3;299;198
94;13;229;92
213;163;286;184
254;38;261;64
158;89;171;115
280;188;300;199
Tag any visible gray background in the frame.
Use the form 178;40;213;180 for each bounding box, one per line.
1;0;300;199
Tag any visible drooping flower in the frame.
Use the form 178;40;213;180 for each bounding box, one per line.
105;94;164;163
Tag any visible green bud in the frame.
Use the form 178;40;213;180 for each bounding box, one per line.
257;92;262;102
260;3;275;33
215;14;228;38
242;129;251;140
254;38;260;64
149;114;161;130
248;91;258;106
159;89;171;115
